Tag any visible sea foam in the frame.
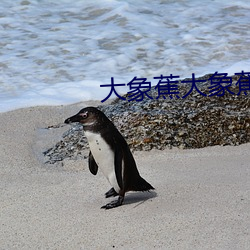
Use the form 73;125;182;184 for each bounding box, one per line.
0;0;249;112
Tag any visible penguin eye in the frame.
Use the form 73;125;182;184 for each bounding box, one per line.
79;112;88;119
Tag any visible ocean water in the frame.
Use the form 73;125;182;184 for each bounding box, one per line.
0;0;250;112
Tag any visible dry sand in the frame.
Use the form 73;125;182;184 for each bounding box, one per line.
0;102;249;249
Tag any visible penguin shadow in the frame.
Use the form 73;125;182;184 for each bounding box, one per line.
122;190;157;208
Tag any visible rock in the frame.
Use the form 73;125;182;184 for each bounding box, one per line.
43;74;250;164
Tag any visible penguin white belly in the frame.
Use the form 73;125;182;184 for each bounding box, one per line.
85;131;120;193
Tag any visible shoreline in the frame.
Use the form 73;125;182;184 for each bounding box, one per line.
0;102;249;249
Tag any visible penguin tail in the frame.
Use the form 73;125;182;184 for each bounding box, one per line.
131;176;154;192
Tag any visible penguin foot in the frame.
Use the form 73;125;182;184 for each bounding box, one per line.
105;187;118;198
101;196;124;209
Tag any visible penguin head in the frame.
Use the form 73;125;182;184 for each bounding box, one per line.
65;107;109;129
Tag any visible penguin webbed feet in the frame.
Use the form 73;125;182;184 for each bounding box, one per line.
105;187;118;198
101;196;124;209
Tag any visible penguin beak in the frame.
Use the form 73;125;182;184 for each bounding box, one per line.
64;114;81;124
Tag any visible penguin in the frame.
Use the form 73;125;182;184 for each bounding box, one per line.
65;107;154;209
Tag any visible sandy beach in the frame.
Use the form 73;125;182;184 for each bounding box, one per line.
0;102;249;249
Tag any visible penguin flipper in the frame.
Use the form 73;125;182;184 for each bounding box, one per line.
88;151;98;175
114;146;124;190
